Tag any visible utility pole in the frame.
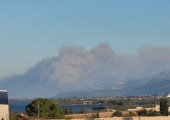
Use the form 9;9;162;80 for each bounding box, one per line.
38;101;40;120
106;106;108;118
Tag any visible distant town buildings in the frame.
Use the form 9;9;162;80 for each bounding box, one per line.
167;94;170;98
83;101;93;105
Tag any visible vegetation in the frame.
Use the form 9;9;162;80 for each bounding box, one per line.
106;97;160;111
91;112;99;118
26;98;65;119
137;109;148;116
75;108;88;114
137;109;159;116
9;111;21;120
48;96;166;111
92;106;106;111
62;108;73;115
50;96;161;111
160;98;168;116
112;110;122;117
148;109;158;116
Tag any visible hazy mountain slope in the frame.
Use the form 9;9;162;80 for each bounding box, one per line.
124;72;170;95
55;71;170;97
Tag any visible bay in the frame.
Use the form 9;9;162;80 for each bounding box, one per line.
9;100;32;113
9;100;93;113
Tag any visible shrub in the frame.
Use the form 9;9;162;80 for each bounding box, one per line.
112;110;122;117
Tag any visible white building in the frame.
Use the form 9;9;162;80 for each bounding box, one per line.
0;90;9;120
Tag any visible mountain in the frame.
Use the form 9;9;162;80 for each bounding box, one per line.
55;71;170;97
123;71;170;95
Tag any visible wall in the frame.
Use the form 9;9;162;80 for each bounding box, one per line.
38;116;170;120
72;116;170;120
0;104;9;120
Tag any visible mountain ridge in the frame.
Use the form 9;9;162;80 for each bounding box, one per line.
55;71;170;98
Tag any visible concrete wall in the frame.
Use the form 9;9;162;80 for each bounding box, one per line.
71;116;170;120
38;116;170;120
0;104;9;120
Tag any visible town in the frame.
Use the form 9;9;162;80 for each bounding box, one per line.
7;93;170;120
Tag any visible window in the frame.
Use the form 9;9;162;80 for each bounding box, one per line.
0;91;8;104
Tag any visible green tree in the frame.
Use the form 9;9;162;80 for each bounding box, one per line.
137;109;148;116
160;98;168;116
112;110;122;117
148;109;157;116
96;112;99;118
80;108;87;114
62;108;73;115
26;98;65;119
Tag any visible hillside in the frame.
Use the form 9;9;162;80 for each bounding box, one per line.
55;71;170;97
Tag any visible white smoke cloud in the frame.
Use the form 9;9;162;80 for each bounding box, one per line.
18;43;170;94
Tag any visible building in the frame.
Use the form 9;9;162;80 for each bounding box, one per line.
83;101;93;105
0;90;9;120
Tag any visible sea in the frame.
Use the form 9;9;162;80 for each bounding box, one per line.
9;100;93;113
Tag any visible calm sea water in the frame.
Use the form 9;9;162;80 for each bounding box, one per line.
9;100;32;113
9;100;93;113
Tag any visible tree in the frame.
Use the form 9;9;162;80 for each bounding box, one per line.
148;109;157;116
80;108;87;114
112;110;122;117
96;112;99;118
160;98;168;116
26;98;65;119
62;108;73;115
137;109;148;116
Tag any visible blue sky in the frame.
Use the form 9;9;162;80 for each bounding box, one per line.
0;0;170;79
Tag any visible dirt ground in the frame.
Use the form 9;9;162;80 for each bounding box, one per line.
66;112;113;119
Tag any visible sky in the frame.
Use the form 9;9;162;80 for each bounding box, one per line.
0;0;170;79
